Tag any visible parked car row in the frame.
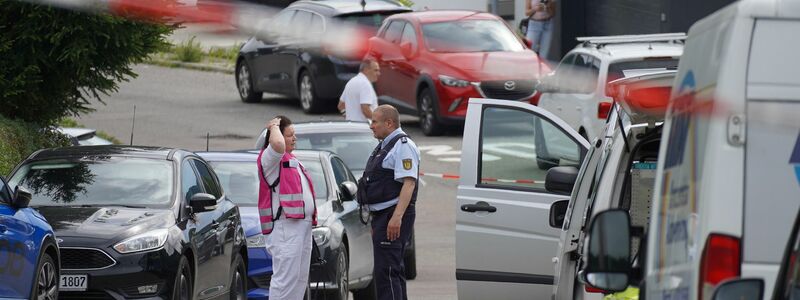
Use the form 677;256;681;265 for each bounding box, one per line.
453;0;800;299
0;140;385;300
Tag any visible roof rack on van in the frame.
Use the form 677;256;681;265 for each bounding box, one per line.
577;33;687;48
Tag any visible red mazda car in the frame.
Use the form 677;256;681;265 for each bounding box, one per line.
367;10;551;135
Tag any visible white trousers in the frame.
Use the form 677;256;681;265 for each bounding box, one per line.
265;219;312;300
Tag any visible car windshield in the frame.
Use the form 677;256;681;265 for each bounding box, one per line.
336;12;399;31
422;19;525;53
9;157;173;207
208;159;328;206
295;132;377;171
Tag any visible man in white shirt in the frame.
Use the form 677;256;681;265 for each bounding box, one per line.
338;58;380;122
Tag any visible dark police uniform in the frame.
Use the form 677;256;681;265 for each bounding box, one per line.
360;128;419;300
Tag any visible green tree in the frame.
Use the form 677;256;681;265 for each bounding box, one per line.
0;1;174;125
397;0;415;7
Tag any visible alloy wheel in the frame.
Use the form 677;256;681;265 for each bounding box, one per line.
233;266;245;300
180;272;190;300
36;260;57;300
420;94;435;132
237;64;251;99
337;251;349;300
300;74;313;111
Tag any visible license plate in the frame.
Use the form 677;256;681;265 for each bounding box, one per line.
60;275;88;291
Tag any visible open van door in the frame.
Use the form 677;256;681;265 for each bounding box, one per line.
456;98;590;299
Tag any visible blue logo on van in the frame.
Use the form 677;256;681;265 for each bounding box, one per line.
791;132;800;184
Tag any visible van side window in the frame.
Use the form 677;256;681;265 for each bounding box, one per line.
478;106;583;191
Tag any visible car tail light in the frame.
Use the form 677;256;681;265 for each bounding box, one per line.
699;234;741;300
598;102;612;119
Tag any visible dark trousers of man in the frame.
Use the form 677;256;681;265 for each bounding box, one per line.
371;204;415;300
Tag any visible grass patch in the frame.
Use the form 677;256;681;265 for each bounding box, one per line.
173;36;204;63
0;116;71;176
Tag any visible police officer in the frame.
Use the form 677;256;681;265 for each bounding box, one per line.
361;104;419;300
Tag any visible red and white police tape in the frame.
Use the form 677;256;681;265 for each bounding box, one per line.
419;172;537;184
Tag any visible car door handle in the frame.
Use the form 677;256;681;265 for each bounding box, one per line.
460;201;497;213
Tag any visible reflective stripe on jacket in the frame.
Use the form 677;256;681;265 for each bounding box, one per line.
257;150;317;234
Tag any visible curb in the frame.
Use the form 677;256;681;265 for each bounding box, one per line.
145;58;234;74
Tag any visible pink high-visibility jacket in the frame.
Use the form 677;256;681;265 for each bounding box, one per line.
257;150;318;234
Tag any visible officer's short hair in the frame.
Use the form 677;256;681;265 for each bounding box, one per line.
360;58;378;72
375;105;400;128
263;115;293;149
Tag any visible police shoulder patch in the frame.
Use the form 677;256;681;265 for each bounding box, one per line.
402;159;413;170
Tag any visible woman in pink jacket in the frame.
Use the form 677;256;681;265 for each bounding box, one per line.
257;116;318;300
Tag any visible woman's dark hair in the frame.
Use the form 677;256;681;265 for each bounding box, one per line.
263;115;293;149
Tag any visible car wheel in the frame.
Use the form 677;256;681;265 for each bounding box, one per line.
172;256;193;300
404;233;417;280
236;61;262;103
418;88;445;136
32;252;58;300
229;253;247;300
351;277;376;300
326;247;349;300
299;71;325;114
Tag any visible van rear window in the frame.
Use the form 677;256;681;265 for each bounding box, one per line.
608;58;679;82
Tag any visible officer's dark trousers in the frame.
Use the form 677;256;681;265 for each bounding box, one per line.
371;204;415;300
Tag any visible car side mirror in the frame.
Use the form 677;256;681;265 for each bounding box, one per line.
549;199;569;228
190;193;217;213
545;166;579;195
711;278;764;300
12;186;32;209
339;181;357;202
584;209;631;293
400;42;413;58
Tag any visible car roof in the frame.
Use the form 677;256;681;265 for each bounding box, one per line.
290;0;411;15
391;10;499;23
198;150;331;162
569;43;683;61
57;127;96;138
293;121;372;133
28;145;185;161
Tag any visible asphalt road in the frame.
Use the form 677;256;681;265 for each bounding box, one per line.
77;64;463;299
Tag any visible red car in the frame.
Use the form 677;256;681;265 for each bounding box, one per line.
367;10;551;135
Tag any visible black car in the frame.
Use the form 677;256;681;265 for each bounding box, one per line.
199;150;376;300
235;0;411;113
6;146;247;300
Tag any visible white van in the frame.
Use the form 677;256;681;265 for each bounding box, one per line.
582;0;800;299
549;71;676;300
455;98;590;299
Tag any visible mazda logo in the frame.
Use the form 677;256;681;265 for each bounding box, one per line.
504;81;516;91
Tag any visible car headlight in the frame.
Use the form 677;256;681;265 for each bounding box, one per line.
246;234;266;248
113;229;169;254
312;227;331;246
439;75;472;88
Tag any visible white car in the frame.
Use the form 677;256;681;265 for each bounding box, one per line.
537;33;684;142
456;98;589;299
57;127;113;146
582;0;800;298
548;71;675;300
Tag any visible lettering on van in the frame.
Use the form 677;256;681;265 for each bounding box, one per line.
668;185;689;209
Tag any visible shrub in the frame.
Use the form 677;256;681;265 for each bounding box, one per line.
174;36;204;63
0;116;71;176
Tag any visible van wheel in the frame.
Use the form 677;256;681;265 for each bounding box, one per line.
418;88;444;136
32;252;58;300
172;256;193;300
